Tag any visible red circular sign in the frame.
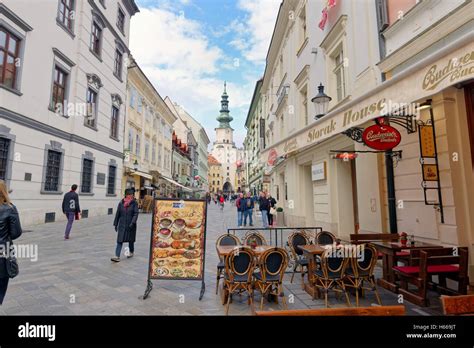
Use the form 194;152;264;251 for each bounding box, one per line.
268;149;278;166
362;124;401;151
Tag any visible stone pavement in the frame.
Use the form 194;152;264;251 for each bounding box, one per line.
0;201;441;315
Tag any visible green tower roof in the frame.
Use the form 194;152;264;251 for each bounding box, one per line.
217;82;233;128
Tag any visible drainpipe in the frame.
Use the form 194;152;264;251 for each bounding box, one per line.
385;151;398;234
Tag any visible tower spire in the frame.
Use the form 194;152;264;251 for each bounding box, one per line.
216;81;233;128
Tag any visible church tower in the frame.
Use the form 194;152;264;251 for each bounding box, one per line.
211;82;239;194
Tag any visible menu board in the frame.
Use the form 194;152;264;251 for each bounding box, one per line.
422;164;438;182
148;199;207;280
419;125;436;158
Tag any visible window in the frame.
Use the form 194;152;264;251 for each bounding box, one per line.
107;165;116;195
85;88;97;128
110;106;119;139
128;128;133;151
57;0;75;32
0;28;21;90
44;150;62;192
158;144;163;167
333;49;346;102
300;85;308;126
51;66;68;112
298;6;307;47
137;95;142;113
90;22;102;56
129;87;135;108
151;143;156;165
117;7;125;33
161;119;165;133
135;134;140;156
81;159;93;193
145;140;150;162
0;138;10;180
114;49;122;79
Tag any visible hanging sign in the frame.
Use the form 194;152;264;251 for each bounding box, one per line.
419;125;436;158
362;124;401;151
268;148;278;166
422;164;439;182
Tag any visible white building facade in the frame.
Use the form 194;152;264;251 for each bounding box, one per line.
0;0;139;226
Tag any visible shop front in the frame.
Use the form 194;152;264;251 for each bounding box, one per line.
262;42;474;278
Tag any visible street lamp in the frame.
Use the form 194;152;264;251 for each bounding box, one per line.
312;83;332;120
133;159;139;171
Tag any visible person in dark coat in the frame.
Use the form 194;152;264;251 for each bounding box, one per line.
111;188;139;262
0;180;22;305
267;192;277;227
61;184;80;239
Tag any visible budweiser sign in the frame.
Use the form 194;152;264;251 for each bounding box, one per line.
362;124;401;151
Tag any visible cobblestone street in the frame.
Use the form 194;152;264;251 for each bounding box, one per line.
0;202;441;315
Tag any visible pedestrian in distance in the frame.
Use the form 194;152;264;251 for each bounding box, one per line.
258;191;270;228
219;194;225;211
243;192;254;226
0;180;22;305
236;193;244;227
61;184;81;240
267;192;277;227
111;188;139;262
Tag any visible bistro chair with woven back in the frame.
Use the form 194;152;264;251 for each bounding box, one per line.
345;244;382;306
287;231;310;285
215;234;240;294
310;247;351;307
243;232;267;246
316;231;336;246
223;246;257;315
253;247;289;310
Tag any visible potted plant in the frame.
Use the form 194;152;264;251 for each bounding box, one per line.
276;207;285;226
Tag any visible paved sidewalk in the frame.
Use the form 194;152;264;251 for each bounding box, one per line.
0;202;441;315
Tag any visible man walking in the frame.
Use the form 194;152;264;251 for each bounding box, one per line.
243;192;254;226
267;192;277;227
258;191;270;228
236;193;244;227
62;184;80;240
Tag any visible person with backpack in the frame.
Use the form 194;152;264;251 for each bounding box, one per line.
0;180;22;305
243;192;254;226
61;184;81;240
258;191;270;228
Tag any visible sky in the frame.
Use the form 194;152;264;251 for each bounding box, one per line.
130;0;281;147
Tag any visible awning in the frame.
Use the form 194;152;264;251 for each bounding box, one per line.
130;170;153;180
159;176;193;192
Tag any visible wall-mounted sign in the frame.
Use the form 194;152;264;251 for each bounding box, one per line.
362;124;401;151
268;149;278;166
419;125;436;158
422;164;439;182
312;162;327;181
96;173;105;185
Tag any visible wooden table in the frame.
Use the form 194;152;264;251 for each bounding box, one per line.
371;241;441;292
216;245;274;257
297;244;327;297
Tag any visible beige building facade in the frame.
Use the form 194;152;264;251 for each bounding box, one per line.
258;0;474;279
123;59;176;199
208;154;223;194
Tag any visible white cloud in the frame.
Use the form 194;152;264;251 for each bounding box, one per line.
130;7;256;145
235;0;281;63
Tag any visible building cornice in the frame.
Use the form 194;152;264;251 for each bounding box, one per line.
0;3;33;32
121;0;140;16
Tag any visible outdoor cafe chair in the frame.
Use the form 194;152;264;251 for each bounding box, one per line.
215;234;240;294
287;232;310;284
316;231;336;246
345;244;382;306
310;247;351;308
223;247;256;315
253;247;289;310
243;232;268;246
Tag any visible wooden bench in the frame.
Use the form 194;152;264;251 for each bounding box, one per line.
350;232;409;259
255;305;405;316
393;247;469;306
441;295;474;315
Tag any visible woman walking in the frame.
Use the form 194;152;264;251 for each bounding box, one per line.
0;180;22;305
267;193;277;227
111;188;139;262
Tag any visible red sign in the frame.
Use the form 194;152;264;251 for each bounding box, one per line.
334;153;358;160
268;149;278;166
362;124;401;151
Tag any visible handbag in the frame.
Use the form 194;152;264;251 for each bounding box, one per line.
5;238;19;279
270;207;277;215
